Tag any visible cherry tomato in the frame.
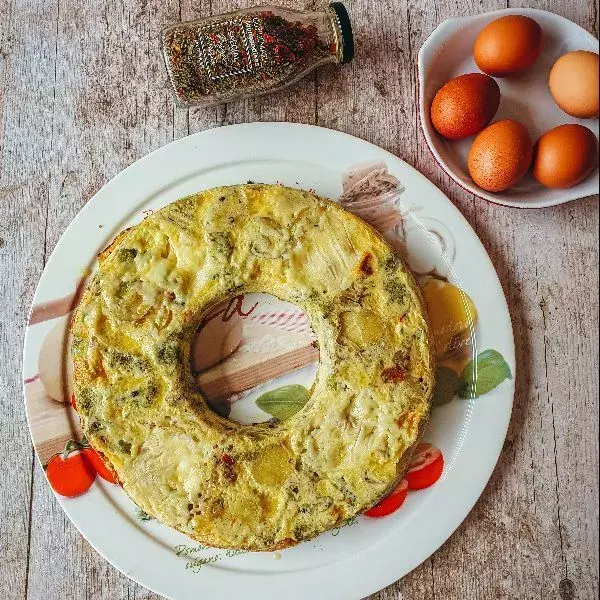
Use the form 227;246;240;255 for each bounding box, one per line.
364;479;409;517
406;443;444;490
46;450;96;497
70;393;77;411
83;448;119;484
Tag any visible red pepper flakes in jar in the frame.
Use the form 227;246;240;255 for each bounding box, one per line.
160;3;354;108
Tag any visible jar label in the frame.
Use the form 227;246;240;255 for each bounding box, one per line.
197;16;266;81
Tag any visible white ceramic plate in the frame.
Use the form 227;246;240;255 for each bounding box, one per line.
23;123;514;600
418;8;599;209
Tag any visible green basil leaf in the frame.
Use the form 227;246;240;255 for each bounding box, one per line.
458;349;512;398
256;384;310;420
432;366;460;406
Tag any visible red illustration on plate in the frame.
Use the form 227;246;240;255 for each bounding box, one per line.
365;443;444;517
45;438;119;497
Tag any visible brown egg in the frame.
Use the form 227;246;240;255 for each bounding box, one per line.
473;15;543;76
549;51;599;118
430;73;501;139
533;124;598;188
468;120;533;192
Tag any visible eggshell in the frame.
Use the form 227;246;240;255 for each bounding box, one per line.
473;15;543;76
549;51;599;118
533;124;598;189
468;119;533;192
430;73;501;139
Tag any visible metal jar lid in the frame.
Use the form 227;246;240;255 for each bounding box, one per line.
330;2;355;64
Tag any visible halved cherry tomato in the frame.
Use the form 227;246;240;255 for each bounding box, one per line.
405;443;444;490
46;450;96;497
70;393;77;411
83;448;119;484
364;479;409;517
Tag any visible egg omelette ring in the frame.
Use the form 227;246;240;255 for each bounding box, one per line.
71;184;434;551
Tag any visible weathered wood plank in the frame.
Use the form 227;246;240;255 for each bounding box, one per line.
513;6;599;600
0;1;60;599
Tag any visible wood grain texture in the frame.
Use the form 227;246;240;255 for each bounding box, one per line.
0;1;60;599
0;0;597;599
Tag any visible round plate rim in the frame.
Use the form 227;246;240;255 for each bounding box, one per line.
23;122;515;600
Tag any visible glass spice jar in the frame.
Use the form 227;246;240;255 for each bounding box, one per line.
160;3;354;108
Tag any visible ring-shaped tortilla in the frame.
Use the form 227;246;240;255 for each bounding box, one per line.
71;185;434;550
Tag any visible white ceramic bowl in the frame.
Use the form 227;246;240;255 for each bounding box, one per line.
418;8;599;209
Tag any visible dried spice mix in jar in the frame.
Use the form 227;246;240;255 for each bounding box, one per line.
161;3;354;107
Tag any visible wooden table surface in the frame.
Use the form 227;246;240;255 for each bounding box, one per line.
1;0;598;598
